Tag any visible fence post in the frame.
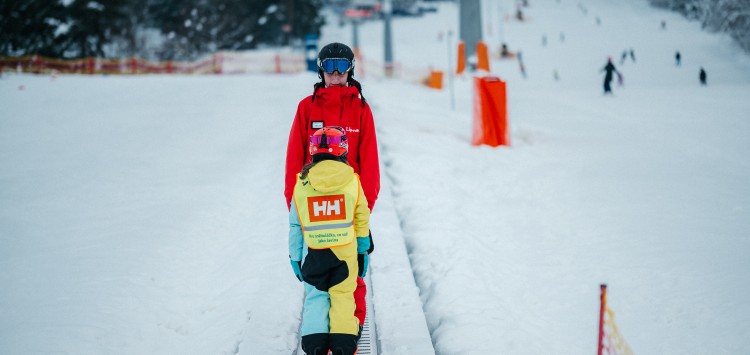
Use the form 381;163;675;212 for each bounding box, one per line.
130;57;137;74
354;48;365;79
598;284;607;355
88;57;95;75
34;55;41;74
275;54;282;74
213;52;223;74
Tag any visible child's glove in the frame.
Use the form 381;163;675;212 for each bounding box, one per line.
357;253;369;278
367;230;374;254
357;232;372;278
290;259;302;282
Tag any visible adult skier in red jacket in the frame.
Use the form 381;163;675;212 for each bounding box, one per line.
285;42;379;342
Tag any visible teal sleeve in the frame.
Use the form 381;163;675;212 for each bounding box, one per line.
357;236;371;254
289;203;304;261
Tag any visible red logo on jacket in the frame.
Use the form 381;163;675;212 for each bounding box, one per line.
307;195;346;222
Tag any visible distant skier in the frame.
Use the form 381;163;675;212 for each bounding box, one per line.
620;50;628;65
600;57;620;95
699;67;707;86
675;51;681;66
518;51;527;78
500;43;516;59
629;49;636;62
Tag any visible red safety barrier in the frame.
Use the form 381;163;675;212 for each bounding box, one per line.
472;76;509;147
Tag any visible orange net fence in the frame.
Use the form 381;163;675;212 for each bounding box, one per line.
602;307;634;355
599;285;634;355
0;51;306;75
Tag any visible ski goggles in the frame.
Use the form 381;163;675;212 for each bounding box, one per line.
319;58;353;74
310;134;345;145
310;127;346;145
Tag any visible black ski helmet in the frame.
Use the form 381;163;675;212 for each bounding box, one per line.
317;42;355;79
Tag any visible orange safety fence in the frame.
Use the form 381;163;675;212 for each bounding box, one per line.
0;51;306;75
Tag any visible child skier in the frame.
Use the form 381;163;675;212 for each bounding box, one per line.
289;126;371;355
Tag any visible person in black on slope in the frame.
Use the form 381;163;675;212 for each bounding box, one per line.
699;67;707;86
600;57;620;95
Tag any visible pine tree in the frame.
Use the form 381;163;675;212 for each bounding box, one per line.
0;0;66;57
2;0;326;60
56;0;131;58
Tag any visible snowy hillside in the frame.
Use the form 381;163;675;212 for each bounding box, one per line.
2;1;750;354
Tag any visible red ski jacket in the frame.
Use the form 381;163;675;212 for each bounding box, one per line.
285;85;380;211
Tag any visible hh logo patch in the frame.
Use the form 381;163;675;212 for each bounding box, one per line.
311;121;324;129
307;194;346;222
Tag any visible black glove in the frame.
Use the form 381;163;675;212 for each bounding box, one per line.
367;230;374;254
357;253;369;278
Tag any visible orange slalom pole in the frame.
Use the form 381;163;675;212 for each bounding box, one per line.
476;41;490;72
456;41;466;75
598;284;607;355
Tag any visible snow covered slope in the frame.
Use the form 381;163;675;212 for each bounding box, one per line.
1;0;750;354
